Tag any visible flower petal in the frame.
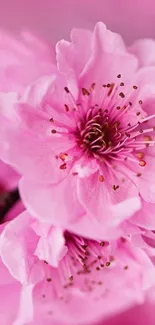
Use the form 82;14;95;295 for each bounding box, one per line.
20;176;85;226
131;199;155;230
0;212;44;284
77;171;141;227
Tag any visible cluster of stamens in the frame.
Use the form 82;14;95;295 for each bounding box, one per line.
49;73;155;180
42;233;130;303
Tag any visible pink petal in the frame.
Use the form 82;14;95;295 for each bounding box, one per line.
0;119;75;184
129;39;155;67
20;176;85;226
0;212;44;284
13;284;35;325
56;28;92;76
80;22;138;85
131;199;155;230
136;156;155;202
22;74;57;108
77;171;141;227
34;226;67;267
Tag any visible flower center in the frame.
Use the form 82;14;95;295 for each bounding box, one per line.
42;232;130;302
77;108;121;157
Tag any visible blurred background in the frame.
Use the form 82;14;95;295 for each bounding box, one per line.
0;0;155;45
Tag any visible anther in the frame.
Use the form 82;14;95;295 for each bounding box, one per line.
133;85;138;90
100;241;105;247
99;175;105;182
51;129;57;134
124;265;129;270
113;185;119;191
59;153;68;161
64;87;70;93
91;83;96;90
106;262;111;267
64;104;69;112
117;74;121;78
144;135;152;142
82;88;90;96
60;163;67;170
119;92;125;98
107;83;115;96
139;160;146;167
136;152;144;159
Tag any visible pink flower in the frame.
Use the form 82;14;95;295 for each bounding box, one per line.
1;22;155;236
0;210;154;325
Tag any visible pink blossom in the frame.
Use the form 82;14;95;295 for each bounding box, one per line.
1;23;155;235
0;210;155;325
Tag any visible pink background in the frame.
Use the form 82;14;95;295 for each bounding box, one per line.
0;0;155;44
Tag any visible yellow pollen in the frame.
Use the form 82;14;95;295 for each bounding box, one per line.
144;135;152;142
136;152;144;159
139;160;146;167
59;153;68;161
